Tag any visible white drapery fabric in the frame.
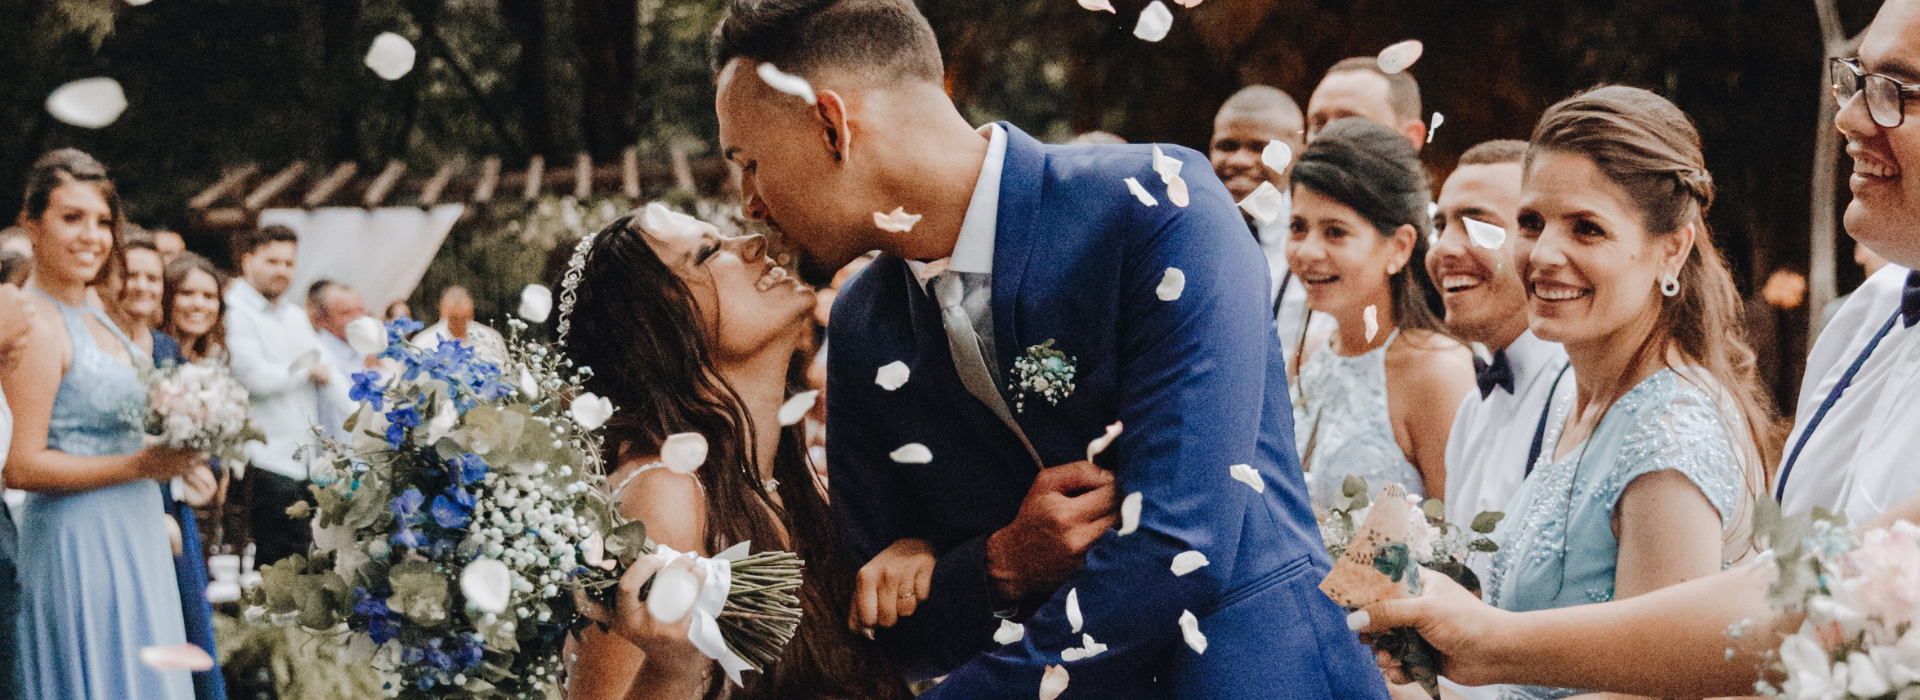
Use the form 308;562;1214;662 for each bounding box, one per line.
258;205;464;312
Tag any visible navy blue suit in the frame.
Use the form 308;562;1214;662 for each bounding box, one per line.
827;124;1387;699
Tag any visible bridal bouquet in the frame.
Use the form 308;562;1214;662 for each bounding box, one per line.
247;308;803;699
1752;506;1920;700
145;359;263;465
1317;476;1502;588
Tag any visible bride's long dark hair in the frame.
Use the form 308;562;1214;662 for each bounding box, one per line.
561;213;907;700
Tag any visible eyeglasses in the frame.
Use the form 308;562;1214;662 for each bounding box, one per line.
1831;57;1920;128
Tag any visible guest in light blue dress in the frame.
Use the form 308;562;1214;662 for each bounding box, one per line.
1295;330;1429;507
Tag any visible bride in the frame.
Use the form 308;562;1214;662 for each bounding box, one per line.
558;205;911;700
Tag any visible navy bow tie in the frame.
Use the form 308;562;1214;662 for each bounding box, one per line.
1473;349;1516;399
1905;269;1920;328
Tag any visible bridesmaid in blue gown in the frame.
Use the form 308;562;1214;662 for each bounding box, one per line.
4;149;205;700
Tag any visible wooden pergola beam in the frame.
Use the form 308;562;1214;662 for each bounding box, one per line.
362;160;407;208
522;155;545;201
303;162;359;209
670;146;696;192
622;148;640;199
473;157;501;204
420;161;459;207
574;153;592;200
243;161;308;211
189;164;259;210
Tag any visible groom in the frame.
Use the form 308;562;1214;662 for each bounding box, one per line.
712;1;1384;697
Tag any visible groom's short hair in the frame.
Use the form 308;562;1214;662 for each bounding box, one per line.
710;0;944;86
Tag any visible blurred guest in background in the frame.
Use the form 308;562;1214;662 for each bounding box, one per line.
413;285;506;364
1066;130;1126;145
160;252;228;364
0;228;29;287
1307;56;1427;150
308;279;366;441
0;280;35;700
101;231;175;361
1823;243;1891;327
383;299;412;322
1210;84;1322;357
152;228;185;266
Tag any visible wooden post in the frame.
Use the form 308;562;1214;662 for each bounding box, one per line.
670;145;696;193
304;162;359;209
524;154;545;200
420;161;459;207
575;153;593;200
474;157;502;204
363;160;408;208
1810;0;1865;338
622;148;640;199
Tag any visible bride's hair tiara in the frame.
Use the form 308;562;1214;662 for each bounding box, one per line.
554;225;606;348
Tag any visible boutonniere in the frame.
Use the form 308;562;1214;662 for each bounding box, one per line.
1009;339;1076;413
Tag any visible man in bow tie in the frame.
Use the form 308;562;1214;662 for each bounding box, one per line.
1424;140;1571;534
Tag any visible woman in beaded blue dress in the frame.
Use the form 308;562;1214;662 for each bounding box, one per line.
3;149;207;700
1481;87;1775;700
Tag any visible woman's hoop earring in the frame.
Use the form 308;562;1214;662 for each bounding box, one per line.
1660;273;1681;298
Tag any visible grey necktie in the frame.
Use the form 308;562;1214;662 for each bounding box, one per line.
933;271;1040;465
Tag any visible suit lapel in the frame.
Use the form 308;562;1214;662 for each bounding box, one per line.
990;123;1046;409
902;264;1025;455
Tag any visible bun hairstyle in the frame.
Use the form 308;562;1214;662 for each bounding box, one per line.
1526;85;1775;533
20;148;121;285
1290;117;1446;335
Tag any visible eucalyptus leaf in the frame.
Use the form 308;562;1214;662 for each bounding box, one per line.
1468;538;1499;553
1470;511;1506;534
1343;474;1368;498
1421;498;1446;520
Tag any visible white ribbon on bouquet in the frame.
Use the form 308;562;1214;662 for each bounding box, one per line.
652;543;752;686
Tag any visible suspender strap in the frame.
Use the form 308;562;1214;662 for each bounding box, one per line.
1773;306;1906;502
1525;363;1572;478
1273;271;1292;321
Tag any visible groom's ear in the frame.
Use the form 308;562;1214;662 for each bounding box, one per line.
815;90;853;165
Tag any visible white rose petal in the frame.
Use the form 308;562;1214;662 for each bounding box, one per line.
1066;588;1084;632
661;432;710;474
646;567;701;624
1175;0;1203;6
1261;141;1292;173
873;207;923;233
1118;492;1143;536
716;541;752;562
459;558;512;614
1151;145;1182;185
570;392;615;431
1077;0;1116;11
1061;633;1109;662
1850;651;1892;698
1376;39;1424;75
1179;610;1208;654
1124;177;1159;207
347;316;387;355
1346;610;1371;631
365;32;417;81
518;365;540;400
875;361;911;391
1237;181;1286;225
1780;631;1834;699
141;644;214;672
642;202;704;238
1086;421;1123;462
580;532;615;570
1364;305;1380;343
518;284;553;323
889;443;933;464
126;0;153;5
1040;664;1070;700
995;619;1026;645
1171;550;1210;576
756;62;817;105
1133;1;1173;42
1465;217;1507;250
1229;463;1265;493
1427;112;1445;143
1165;175;1190;207
46;77;127;129
778;391;818;427
1156;267;1186;301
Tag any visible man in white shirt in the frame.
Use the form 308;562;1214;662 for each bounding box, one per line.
412;286;506;366
308;279;367;441
225;226;351;568
1209;85;1320;355
1426;141;1572;532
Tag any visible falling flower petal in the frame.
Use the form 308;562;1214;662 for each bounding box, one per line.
875;361;911;391
1124;177;1159;207
1237;181;1286;225
518;284;553;323
716;541;752;561
1118;492;1143;535
518;365;540;400
778;391;818;427
873;207;923;233
646;566;701;624
141;644;214;672
1179;610;1208;653
1087;421;1124;462
995;619;1026;645
662;432;709;474
1175;0;1203;6
346;316;387;355
570;392;615;431
890;443;933;464
1165;176;1190;207
581;532;616;570
642;202;704;238
1364;305;1380;343
1262;140;1293;174
1040;665;1070;700
756;62;817;105
45;77;127;129
1133;1;1173;42
1229;463;1265;493
1151;145;1182;184
1078;0;1116;13
1465;217;1507;249
1346;610;1371;631
1066;588;1084;632
1156;267;1186;301
365;32;417;81
1171;550;1210;576
126;0;153;5
460;558;512;614
1427;112;1445;143
1061;633;1109;661
1376;40;1424;75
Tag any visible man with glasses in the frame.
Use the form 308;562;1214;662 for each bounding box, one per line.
1354;0;1920;695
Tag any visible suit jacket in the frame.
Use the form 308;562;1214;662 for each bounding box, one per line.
827;123;1387;699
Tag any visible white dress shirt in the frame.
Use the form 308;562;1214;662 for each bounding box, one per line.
907;122;1005;337
1778;264;1920;522
1443;331;1571;528
413;319;508;367
315;329;364;441
225;279;352;480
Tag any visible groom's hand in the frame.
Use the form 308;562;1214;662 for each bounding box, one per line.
985;460;1120;600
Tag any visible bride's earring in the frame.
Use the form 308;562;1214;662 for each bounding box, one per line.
1660;272;1681;298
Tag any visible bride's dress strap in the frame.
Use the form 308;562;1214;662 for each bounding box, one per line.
609;461;704;503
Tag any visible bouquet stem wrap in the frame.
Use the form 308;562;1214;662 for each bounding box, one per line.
654;544;752;685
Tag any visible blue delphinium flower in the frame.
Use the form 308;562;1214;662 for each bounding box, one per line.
392;488;428;548
384;405;421;448
448;452;489;485
349;371;385;412
431;486;474;529
353;588;402;644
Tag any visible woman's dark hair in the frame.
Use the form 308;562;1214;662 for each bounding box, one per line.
560;214;905;700
1290;117;1445;334
21;148;120;286
160;252;229;362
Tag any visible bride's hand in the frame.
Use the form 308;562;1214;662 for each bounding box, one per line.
1357;566;1516;687
850;538;935;632
574;556;710;684
181;464;227;508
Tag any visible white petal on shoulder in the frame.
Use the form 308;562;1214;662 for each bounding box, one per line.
1171;550;1210;576
1124;177;1159;207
